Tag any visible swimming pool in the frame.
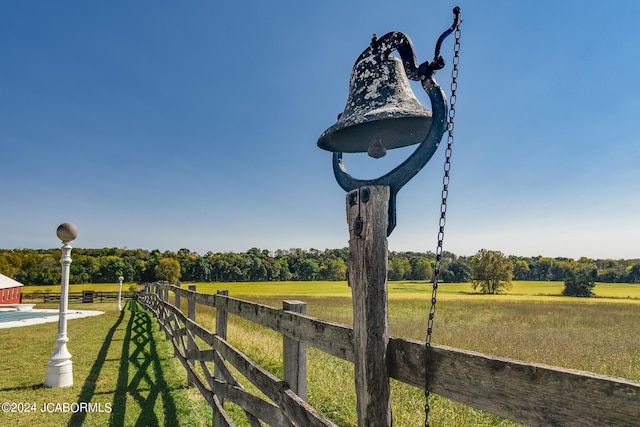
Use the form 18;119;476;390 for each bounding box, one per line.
0;309;59;323
0;309;104;328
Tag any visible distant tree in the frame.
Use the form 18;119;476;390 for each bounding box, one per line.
512;259;530;280
321;258;347;281
563;268;596;297
295;258;320;281
443;259;471;282
244;249;268;281
528;257;554;281
95;255;126;283
277;258;293;281
408;257;433;280
70;259;91;283
626;264;640;284
388;256;410;281
36;255;61;286
470;249;513;294
0;251;20;278
154;258;181;283
261;257;281;281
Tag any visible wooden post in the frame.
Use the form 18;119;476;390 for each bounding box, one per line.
213;289;229;426
282;300;308;400
188;285;197;322
184;285;197;387
215;290;228;340
347;186;392;427
174;287;180;311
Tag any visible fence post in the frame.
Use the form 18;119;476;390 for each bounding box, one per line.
186;285;197;387
213;290;229;426
282;300;307;400
347;186;392;426
188;285;197;322
174;285;180;311
215;290;228;339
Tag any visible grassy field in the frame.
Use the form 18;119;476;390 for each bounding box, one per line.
22;279;636;301
166;279;640;299
170;280;640;426
0;300;211;427
5;280;640;426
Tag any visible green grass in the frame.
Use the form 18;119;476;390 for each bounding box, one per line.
174;279;640;298
20;279;640;302
170;281;640;426
0;300;210;427
5;281;640;426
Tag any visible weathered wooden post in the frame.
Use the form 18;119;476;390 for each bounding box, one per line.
213;289;229;425
346;187;391;424
215;290;228;339
316;18;457;426
282;300;308;399
174;285;180;311
186;285;197;387
188;284;197;322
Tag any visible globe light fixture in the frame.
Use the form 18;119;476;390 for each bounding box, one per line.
44;222;78;388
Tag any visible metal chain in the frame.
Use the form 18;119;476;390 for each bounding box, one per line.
424;18;461;427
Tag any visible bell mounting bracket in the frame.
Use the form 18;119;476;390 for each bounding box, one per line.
332;8;460;235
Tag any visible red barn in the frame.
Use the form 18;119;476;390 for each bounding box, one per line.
0;273;23;305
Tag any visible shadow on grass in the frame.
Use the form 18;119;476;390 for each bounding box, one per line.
109;300;178;427
68;305;126;427
68;300;178;427
0;384;42;392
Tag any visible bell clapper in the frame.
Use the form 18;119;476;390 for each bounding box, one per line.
367;137;387;158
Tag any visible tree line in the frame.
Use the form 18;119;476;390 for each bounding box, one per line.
0;247;638;286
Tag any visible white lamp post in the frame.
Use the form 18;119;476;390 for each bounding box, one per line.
44;222;78;388
117;275;124;311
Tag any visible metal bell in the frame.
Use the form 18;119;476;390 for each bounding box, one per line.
317;54;432;158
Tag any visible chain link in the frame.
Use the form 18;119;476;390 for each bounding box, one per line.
424;18;461;427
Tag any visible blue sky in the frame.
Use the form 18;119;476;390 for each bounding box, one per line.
1;1;639;259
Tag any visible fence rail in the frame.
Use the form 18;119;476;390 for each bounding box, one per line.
22;291;137;303
140;283;640;427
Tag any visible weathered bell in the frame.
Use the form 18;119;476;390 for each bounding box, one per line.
317;54;432;158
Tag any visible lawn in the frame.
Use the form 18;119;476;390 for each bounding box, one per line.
4;280;640;426
0;300;211;427
167;280;640;426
